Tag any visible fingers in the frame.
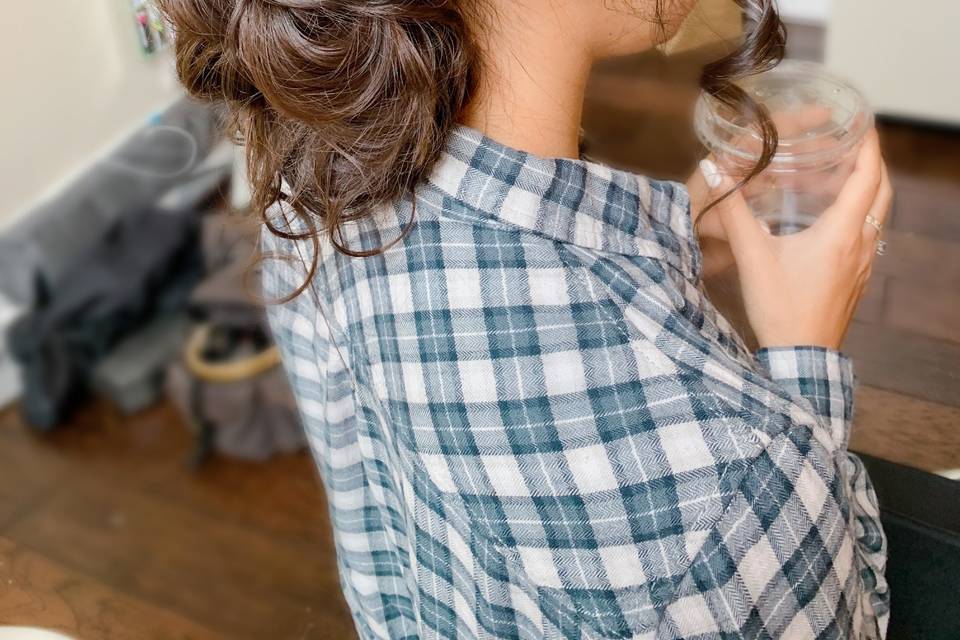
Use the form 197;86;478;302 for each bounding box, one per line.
866;162;893;229
699;158;724;191
817;128;883;235
700;160;771;270
862;162;893;248
690;157;731;241
686;158;713;223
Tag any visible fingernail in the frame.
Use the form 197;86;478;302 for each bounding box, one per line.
759;220;772;235
699;159;722;189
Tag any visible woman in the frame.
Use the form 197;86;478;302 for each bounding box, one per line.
162;0;891;637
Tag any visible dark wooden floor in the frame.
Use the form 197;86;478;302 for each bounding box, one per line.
2;23;958;640
0;401;355;638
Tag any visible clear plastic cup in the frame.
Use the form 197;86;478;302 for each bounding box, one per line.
694;61;872;235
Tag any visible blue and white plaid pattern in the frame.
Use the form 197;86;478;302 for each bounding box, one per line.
262;125;889;639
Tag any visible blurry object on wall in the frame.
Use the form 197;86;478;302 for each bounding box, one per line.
167;213;305;464
130;0;169;54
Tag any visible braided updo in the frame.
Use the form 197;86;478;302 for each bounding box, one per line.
160;0;783;295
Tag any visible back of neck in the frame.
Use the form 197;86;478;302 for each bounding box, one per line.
460;7;593;160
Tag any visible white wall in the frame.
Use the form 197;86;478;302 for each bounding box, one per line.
778;0;831;24
0;1;182;226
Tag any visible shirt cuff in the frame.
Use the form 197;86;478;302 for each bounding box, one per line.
755;346;855;449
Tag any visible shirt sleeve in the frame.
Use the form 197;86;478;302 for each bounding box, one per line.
623;347;890;638
755;346;854;449
752;346;890;636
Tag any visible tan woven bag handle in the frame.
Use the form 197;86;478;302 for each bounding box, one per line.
184;324;281;384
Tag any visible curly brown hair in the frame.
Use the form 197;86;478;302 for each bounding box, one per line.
700;1;786;210
160;0;784;298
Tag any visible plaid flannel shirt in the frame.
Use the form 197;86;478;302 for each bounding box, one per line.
262;125;889;639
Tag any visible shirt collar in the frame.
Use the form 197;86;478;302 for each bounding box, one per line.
426;125;702;282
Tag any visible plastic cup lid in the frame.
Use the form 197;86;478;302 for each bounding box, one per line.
695;60;872;169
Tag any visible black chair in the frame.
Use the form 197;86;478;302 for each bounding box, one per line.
857;453;960;640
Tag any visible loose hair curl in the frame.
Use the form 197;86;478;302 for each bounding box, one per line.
700;0;786;211
160;0;784;298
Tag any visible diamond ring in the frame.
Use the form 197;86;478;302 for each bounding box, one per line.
865;214;884;234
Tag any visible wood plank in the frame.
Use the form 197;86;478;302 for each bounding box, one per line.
1;403;355;638
869;229;960;287
1;402;333;545
6;481;354;640
586;75;698;118
852;386;960;476
885;278;960;343
0;536;223;639
855;275;887;325
0;401;194;493
878;119;960;185
141;452;334;545
890;173;960;242
0;431;59;530
843;321;960;408
584;42;712;180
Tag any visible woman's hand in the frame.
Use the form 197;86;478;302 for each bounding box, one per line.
687;162;736;280
695;129;892;350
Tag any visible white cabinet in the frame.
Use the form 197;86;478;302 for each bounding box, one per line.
826;0;960;125
779;0;831;24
